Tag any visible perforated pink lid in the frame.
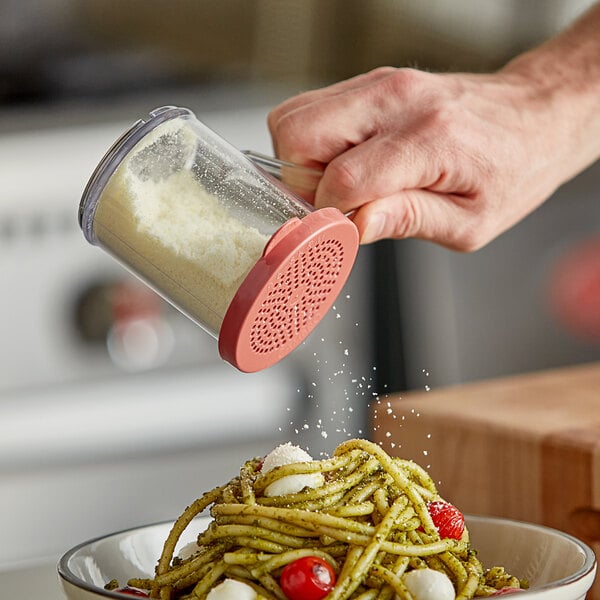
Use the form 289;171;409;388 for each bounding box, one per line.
218;207;359;372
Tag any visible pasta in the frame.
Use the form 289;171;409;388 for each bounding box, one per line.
110;439;525;599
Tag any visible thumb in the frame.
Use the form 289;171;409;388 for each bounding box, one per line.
350;189;485;252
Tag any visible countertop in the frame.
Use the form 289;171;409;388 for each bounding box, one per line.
0;558;63;600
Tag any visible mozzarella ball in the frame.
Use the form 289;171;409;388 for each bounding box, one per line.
261;443;324;497
176;540;201;561
402;568;455;600
261;442;314;472
206;579;257;600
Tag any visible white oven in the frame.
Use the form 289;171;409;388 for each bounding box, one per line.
0;92;374;574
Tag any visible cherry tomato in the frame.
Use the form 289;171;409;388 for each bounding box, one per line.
426;500;465;540
280;556;336;600
114;587;149;597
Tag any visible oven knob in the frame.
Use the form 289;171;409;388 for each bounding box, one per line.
74;279;174;371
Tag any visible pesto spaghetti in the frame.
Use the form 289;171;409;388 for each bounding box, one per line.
114;439;525;599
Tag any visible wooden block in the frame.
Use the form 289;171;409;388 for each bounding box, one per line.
371;362;600;598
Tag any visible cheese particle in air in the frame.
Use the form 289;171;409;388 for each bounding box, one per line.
262;442;324;497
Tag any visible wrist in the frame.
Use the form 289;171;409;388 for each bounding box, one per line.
498;4;600;178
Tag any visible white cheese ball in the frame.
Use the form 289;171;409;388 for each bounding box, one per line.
177;541;201;561
206;579;257;600
261;443;324;497
401;568;455;600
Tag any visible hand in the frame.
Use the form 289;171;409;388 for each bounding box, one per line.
268;67;569;251
268;2;600;251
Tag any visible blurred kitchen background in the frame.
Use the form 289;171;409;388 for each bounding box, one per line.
1;0;599;578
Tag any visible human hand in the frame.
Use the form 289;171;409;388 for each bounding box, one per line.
268;64;596;251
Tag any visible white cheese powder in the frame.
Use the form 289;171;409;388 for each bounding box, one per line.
128;168;268;287
93;119;269;335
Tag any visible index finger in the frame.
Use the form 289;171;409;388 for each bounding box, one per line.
268;67;398;162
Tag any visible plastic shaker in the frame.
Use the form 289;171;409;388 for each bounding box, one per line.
78;106;359;372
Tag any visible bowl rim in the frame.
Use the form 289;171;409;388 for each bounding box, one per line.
57;514;597;598
466;514;597;596
58;518;191;599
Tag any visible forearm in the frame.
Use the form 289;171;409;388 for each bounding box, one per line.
500;2;600;178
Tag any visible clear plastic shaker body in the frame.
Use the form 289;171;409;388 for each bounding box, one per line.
79;106;314;339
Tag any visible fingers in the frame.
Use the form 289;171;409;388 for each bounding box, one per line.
266;65;560;251
269;67;397;118
268;67;396;145
312;132;449;215
269;95;374;167
267;68;505;251
268;68;471;214
268;67;400;164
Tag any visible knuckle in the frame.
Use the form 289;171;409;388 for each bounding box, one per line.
453;219;489;252
385;67;426;96
420;101;460;142
268;112;311;160
268;109;293;140
388;195;420;240
266;109;279;136
326;158;360;197
456;234;484;253
369;65;398;79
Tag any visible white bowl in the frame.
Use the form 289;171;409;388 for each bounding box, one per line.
58;515;596;599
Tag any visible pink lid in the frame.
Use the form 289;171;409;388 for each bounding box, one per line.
219;207;359;372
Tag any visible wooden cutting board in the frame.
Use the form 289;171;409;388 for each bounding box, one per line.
371;361;600;598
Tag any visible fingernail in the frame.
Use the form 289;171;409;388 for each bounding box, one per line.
361;213;386;244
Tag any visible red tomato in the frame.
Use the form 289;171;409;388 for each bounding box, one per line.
426;501;465;540
115;587;149;597
280;556;336;600
491;588;525;595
